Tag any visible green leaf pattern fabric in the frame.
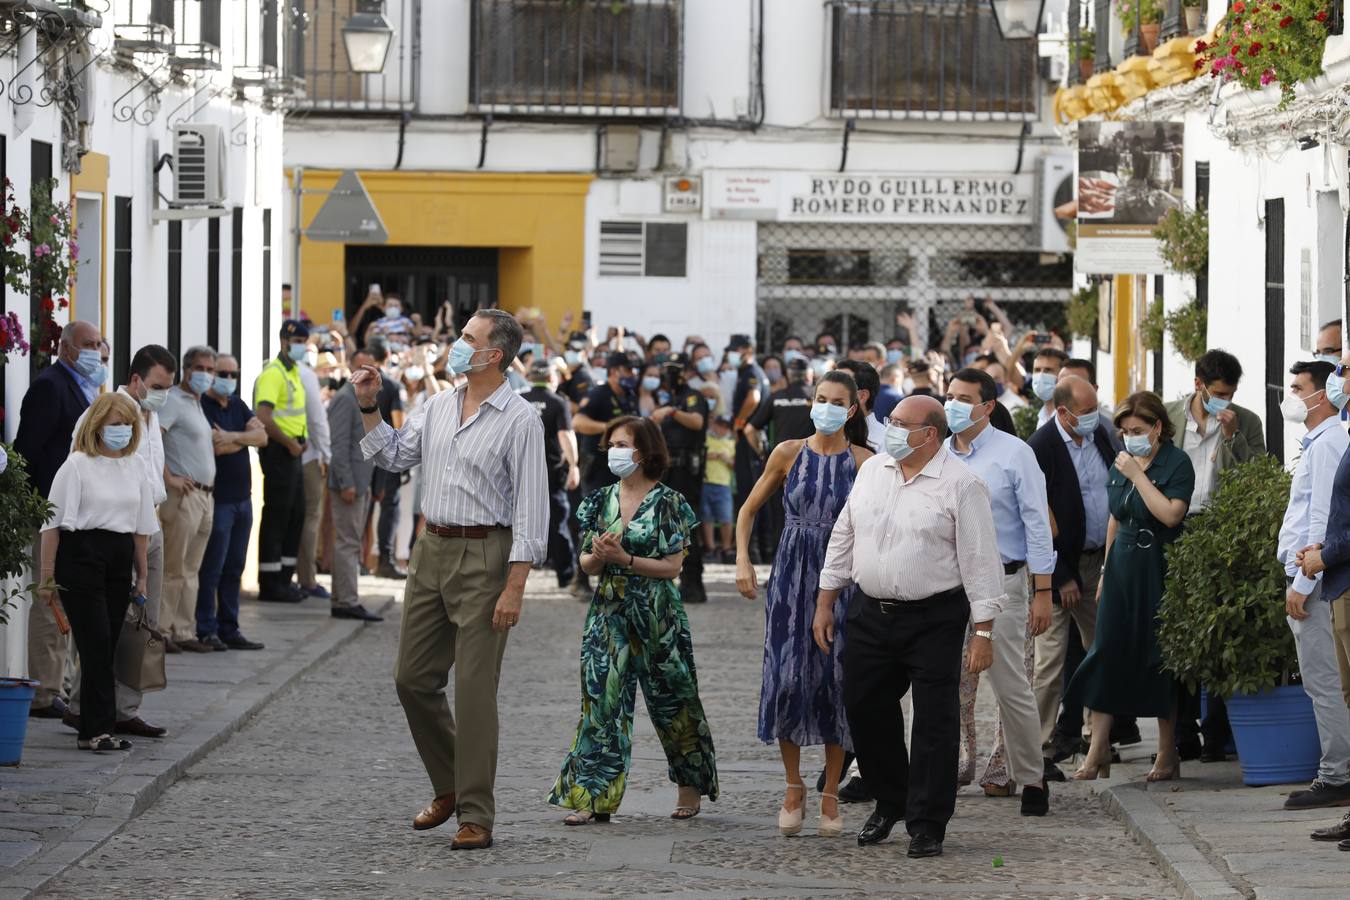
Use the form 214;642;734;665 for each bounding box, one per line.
548;483;719;813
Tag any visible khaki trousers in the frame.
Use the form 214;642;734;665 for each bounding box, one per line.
297;459;324;586
394;529;512;831
27;533;70;709
1333;590;1350;713
1033;548;1104;748
331;489;369;607
159;486;214;642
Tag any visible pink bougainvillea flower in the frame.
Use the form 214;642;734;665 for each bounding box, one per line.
33;243;50;257
1260;69;1276;85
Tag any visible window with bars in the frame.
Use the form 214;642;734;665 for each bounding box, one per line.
470;0;682;114
598;221;687;278
829;0;1038;119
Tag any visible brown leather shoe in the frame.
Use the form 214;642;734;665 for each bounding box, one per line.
116;717;167;738
176;638;213;653
412;793;456;831
450;822;493;851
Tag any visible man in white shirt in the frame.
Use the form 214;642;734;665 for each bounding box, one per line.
1029;347;1068;429
945;367;1053;817
66;344;176;739
834;360;888;453
295;344;332;599
814;394;1005;859
1276;360;1350;809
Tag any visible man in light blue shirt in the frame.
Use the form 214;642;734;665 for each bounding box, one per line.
1276;360;1350;809
945;367;1054;817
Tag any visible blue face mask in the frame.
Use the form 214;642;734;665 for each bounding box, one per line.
188;371;213;394
1070;408;1099;437
519;342;536;358
564;350;583;366
1031;372;1058;402
88;364;108;388
446;337;492;375
1327;373;1349;411
993;382;1006;398
696;356;718;375
1316;354;1341;366
810;402;849;435
287;343;308;362
884;423;921;461
102;424;133;451
1201;389;1231;416
725;351;744;369
608;447;639;479
213;376;238;396
783;349;806;364
886;348;904;365
641;376;661;392
944;399;984;434
1123;433;1154;457
74;348;103;380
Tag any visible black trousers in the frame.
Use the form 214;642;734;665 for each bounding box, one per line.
55;529;134;741
370;468;401;557
733;437;773;560
258;443;305;592
547;481;576;587
843;588;968;842
663;465;703;588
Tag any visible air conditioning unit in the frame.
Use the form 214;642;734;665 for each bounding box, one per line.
172;123;227;206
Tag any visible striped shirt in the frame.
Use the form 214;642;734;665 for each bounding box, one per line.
360;379;548;564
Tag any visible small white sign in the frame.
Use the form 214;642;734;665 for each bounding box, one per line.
663;175;702;213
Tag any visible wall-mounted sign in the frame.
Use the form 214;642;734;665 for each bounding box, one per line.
663;175;702;212
1074;121;1185;274
704;170;1035;224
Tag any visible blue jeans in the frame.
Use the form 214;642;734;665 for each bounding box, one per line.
700;483;733;524
197;498;253;640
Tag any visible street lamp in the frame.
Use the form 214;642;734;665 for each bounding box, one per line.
342;0;395;74
988;0;1046;40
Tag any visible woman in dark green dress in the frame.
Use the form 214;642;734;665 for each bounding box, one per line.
1070;391;1194;783
549;416;719;825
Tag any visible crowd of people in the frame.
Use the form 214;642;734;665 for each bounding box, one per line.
14;292;1350;856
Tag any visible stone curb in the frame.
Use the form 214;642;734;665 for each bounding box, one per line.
1097;780;1247;900
0;597;395;898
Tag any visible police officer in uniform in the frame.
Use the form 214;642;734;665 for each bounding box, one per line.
522;358;579;591
654;353;709;603
746;357;815;557
728;335;773;563
253;319;310;603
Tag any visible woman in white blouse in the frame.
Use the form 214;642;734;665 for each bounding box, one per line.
37;392;159;752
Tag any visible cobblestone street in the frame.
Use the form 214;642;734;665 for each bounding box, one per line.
36;566;1176;899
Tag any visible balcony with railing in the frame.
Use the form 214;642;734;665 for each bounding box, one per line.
469;0;681;116
289;0;418;113
828;0;1039;120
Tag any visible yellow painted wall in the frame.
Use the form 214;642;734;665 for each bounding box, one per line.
1113;274;1135;403
293;170;591;328
69;152;110;334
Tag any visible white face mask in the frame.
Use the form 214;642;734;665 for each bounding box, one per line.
901;377;916;394
1281;390;1322;424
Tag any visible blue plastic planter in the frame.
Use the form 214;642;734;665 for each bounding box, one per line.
1227;685;1321;787
0;677;37;767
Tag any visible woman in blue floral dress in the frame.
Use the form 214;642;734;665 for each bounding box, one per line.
549;416;718;825
734;371;872;837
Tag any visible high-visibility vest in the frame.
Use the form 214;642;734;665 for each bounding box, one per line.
253;357;308;440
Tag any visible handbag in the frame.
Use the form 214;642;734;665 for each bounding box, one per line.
115;603;167;693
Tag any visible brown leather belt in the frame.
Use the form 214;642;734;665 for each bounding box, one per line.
425;523;507;539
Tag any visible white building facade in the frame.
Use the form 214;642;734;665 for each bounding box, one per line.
285;0;1074;356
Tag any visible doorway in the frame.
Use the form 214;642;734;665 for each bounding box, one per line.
344;245;498;343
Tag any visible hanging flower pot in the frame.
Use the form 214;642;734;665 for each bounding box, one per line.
1197;0;1333;109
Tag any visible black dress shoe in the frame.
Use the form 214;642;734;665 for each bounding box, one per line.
1339;838;1350;851
257;589;303;603
907;834;943;858
838;775;873;803
200;635;230;652
856;810;901;846
1200;744;1227;763
332;604;384;622
1310;813;1350;841
1043;758;1067;782
1285;780;1350;810
1111;720;1142;746
1020;782;1049;817
29;697;69;719
1046;733;1080;764
223;635;265;651
1176;737;1203;762
679;583;707;604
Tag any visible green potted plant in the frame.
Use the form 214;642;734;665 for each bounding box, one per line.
1070;28;1096;82
26;178;76;371
1139;295;1165;353
1184;4;1203;33
1196;0;1333;108
1166;298;1207;362
1159;456;1319;785
0;446;55;766
1067;285;1098;341
1153;204;1209;279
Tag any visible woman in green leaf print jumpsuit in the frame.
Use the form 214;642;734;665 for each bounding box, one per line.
549;416;719;824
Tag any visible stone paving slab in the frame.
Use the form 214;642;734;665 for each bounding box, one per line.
0;577;397;896
34;565;1177;899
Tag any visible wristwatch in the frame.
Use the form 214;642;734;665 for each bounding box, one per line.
359;403;379;415
974;629;994;641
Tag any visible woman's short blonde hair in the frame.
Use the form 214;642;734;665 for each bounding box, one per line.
73;392;142;458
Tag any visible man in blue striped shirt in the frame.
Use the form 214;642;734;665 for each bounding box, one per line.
354;308;549;852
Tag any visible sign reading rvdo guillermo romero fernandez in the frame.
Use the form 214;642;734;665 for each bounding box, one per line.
705;171;1035;225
